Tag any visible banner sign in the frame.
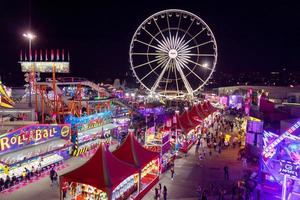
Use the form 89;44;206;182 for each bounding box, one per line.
64;111;112;127
77;118;105;133
280;160;299;178
0;124;71;153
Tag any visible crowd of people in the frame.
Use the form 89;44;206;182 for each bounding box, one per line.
0;164;42;191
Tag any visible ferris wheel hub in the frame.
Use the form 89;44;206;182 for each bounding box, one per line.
168;49;178;59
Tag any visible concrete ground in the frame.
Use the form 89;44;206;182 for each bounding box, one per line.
143;146;248;200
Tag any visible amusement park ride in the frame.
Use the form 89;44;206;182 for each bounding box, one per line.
19;49;111;123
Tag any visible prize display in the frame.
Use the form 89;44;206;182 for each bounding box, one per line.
0;153;63;179
112;175;137;200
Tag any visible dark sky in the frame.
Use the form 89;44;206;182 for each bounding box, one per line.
0;1;300;86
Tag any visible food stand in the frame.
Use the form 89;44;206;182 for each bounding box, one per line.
144;129;175;173
0;124;71;180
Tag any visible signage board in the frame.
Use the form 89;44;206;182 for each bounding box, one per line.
20;62;70;73
0;124;71;153
280;160;299;178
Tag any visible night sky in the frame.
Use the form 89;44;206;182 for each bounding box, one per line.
0;1;300;86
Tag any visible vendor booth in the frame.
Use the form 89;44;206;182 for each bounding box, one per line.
170;101;219;153
64;111;116;156
144;128;175;173
113;130;160;200
60;143;138;200
0;124;72;180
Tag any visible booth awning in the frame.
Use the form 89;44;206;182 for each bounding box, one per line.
171;101;218;133
60;143;137;193
113;132;159;170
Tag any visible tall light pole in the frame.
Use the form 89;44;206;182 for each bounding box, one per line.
23;32;36;108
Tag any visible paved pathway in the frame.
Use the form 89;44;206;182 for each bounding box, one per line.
143;145;249;200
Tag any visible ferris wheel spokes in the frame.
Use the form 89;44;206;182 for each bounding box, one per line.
183;40;214;52
177;28;207;52
176;58;205;83
140;57;169;81
180;56;212;70
133;57;166;69
175;60;194;95
135;39;167;53
151;58;172;92
153;19;169;49
142;27;167;50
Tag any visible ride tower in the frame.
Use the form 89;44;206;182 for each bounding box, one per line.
19;49;70;123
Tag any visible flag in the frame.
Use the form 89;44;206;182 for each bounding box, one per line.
29;49;32;61
40;49;43;60
51;49;54;61
45;49;48;61
56;49;60;60
34;50;37;61
62;49;65;60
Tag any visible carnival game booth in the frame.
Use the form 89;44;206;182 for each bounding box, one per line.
0;124;72;180
144;127;175;173
113;131;160;200
60;143;138;200
65;111;116;156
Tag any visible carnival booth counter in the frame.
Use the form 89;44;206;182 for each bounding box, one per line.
113;130;160;200
144;128;175;173
60;143;138;200
0;124;71;180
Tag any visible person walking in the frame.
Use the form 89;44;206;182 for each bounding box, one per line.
50;167;55;186
201;190;208;200
158;183;162;197
224;165;229;180
154;188;159;199
163;186;167;200
170;166;175;181
62;181;69;199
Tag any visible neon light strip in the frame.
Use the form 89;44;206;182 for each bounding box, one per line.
262;120;300;158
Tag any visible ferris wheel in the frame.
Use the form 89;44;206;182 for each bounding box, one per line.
129;9;217;98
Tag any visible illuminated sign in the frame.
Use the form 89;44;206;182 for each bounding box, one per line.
0;124;71;153
77;118;105;133
280;160;299;178
64;111;112;127
20;62;70;73
263;120;300;158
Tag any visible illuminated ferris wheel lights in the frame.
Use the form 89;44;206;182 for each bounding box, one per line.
129;9;217;98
